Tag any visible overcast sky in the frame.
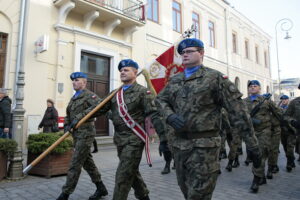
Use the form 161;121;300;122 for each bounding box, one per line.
228;0;300;81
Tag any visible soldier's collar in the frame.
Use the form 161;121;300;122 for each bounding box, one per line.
123;81;137;93
184;65;205;81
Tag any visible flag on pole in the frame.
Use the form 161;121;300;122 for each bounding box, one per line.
146;45;184;94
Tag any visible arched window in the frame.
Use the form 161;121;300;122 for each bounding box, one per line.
234;77;240;90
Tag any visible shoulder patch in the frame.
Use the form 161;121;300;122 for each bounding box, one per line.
222;75;228;79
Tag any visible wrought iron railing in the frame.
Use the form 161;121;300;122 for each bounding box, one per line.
85;0;145;22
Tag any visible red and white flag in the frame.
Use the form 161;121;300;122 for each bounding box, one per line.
146;45;184;94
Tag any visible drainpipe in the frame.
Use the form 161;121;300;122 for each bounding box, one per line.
224;7;230;78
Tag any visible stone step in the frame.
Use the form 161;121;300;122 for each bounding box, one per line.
94;136;115;150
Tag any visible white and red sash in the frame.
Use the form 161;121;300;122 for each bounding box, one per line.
116;89;152;167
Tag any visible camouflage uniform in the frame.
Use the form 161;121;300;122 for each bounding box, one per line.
156;66;259;200
97;82;162;200
268;112;281;173
243;96;282;179
62;89;102;195
283;97;300;164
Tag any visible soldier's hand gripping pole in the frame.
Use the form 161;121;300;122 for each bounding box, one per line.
23;72;143;175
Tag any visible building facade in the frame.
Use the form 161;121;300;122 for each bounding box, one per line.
273;78;300;103
0;0;272;140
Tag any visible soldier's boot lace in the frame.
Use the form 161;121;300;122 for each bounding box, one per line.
258;176;267;185
225;160;233;172
272;165;279;173
232;156;240;168
161;161;171;174
266;166;273;179
89;181;108;200
250;175;260;193
139;195;150;200
56;192;69;200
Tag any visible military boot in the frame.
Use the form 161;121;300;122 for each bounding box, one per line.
226;160;233;172
89;181;108;200
219;150;227;160
266;166;273;179
286;157;293;172
250;175;260;193
244;156;252;166
56;192;69;200
232;155;240;168
161;161;171;174
139;195;150;200
272;165;279;173
258;176;267;185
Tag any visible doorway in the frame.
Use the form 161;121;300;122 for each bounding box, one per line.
0;33;8;87
80;51;110;136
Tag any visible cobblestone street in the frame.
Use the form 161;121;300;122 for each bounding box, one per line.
0;143;299;200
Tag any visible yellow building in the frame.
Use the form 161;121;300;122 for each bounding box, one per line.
0;0;272;140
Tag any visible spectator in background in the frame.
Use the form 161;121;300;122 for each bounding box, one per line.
0;88;12;139
38;99;59;133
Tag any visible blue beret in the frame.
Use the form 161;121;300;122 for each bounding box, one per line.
118;59;139;71
280;95;289;100
248;80;261;87
70;72;88;80
177;38;204;54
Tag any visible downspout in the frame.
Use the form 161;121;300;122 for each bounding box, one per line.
224;7;230;77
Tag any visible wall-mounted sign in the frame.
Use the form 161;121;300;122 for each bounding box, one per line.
35;35;49;53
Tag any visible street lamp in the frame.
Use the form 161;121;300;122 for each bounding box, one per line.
275;18;293;96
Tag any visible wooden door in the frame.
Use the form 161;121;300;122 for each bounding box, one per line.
80;51;110;136
0;33;8;87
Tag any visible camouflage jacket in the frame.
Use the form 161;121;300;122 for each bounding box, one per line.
65;89;100;138
97;82;163;146
243;96;282;132
284;97;300;133
156;66;258;150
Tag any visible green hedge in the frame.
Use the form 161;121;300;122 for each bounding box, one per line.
27;132;73;154
0;138;18;155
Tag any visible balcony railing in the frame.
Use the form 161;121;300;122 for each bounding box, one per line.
85;0;145;22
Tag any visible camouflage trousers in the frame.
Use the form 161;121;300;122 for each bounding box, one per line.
227;133;241;160
268;128;281;166
281;132;296;159
62;136;101;194
113;143;149;200
173;146;220;200
252;128;271;178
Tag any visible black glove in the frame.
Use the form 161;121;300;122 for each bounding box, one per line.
64;125;70;133
251;118;262;126
247;147;262;168
167;114;185;130
64;118;79;133
291;120;300;129
159;141;169;156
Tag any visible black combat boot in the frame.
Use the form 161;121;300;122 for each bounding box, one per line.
232;155;240;168
286;157;293;172
139;195;150;200
161;161;171;174
258;176;267;185
89;181;108;200
56;192;69;200
244;156;252;166
219;150;227;160
161;151;172;174
272;165;279;173
250;175;260;193
266;166;273;179
172;162;176;170
226;160;233;172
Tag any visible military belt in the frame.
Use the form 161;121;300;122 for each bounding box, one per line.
176;131;219;139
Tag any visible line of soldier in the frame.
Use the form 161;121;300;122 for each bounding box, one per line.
55;38;299;200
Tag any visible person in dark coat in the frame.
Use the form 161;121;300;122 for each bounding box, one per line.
38;99;59;133
0;88;12;139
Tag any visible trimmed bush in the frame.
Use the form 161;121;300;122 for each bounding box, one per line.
27;132;73;154
0;138;17;155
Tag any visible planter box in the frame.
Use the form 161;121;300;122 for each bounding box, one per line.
27;150;73;178
0;151;8;180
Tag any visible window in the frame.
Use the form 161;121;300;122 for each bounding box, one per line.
147;0;159;22
232;32;237;53
245;39;249;59
255;45;259;64
264;50;269;68
208;21;215;47
192;12;200;39
172;1;181;32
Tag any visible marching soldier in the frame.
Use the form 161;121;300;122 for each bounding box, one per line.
57;72;108;200
243;80;282;192
94;59;164;200
156;38;261;199
284;84;300;168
